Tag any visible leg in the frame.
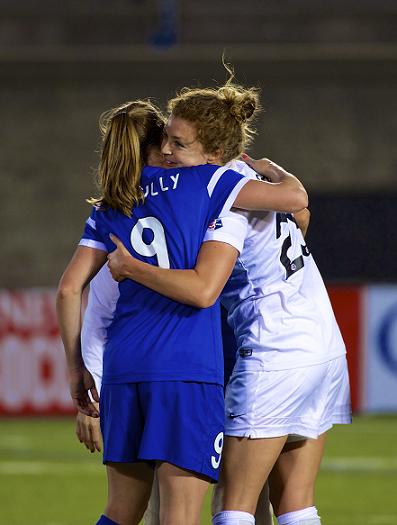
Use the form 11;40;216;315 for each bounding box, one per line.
220;435;287;515
100;382;151;525
104;461;154;525
156;461;210;525
143;470;160;525
269;434;326;520
255;482;274;525
139;381;224;524
212;479;273;525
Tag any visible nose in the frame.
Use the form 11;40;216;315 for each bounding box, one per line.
161;136;172;155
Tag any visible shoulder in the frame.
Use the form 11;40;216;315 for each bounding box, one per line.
188;164;223;176
86;205;103;227
172;164;224;191
90;204;115;220
194;163;243;186
88;204;127;234
225;159;258;180
141;165;166;182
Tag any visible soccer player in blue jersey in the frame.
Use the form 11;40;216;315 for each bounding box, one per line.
57;92;307;525
103;89;352;525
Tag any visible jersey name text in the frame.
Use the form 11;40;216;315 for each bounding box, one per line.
143;173;180;198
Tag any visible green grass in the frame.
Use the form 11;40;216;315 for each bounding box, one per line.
0;415;396;524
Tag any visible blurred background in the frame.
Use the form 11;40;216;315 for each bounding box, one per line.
1;1;397;524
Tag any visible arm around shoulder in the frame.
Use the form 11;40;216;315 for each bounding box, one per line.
108;235;239;308
232;156;308;213
294;208;311;237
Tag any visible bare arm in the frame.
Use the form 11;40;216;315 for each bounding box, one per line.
233;156;308;213
294;208;311;237
107;234;239;308
56;246;107;417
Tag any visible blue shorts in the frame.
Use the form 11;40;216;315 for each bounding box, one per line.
100;381;225;482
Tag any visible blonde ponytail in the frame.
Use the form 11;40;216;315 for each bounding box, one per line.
88;100;164;216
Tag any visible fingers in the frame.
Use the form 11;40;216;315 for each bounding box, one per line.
90;419;103;453
75;397;99;418
76;413;100;453
107;255;125;282
85;418;101;453
241;153;282;183
109;233;123;247
107;234;131;282
90;386;100;403
109;233;129;258
81;417;95;452
240;152;256;167
75;413;85;444
75;404;93;417
107;260;123;282
241;152;252;161
76;412;92;451
241;153;271;170
86;422;96;453
70;369;99;418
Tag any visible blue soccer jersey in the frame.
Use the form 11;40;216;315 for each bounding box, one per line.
80;164;248;386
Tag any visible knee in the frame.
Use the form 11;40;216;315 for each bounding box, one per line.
105;498;148;525
270;484;315;517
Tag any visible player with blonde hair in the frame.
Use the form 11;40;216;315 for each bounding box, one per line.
103;85;351;525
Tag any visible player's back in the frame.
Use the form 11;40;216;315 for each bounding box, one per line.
80;164;247;386
220;161;345;370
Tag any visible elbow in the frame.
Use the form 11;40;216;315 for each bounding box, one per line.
289;188;308;213
190;288;218;309
301;188;309;209
56;279;82;302
194;297;217;309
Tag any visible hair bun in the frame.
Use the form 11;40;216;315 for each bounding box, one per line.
219;86;259;123
240;97;256;121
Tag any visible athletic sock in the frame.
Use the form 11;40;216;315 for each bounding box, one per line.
96;515;120;525
277;506;321;525
213;510;255;525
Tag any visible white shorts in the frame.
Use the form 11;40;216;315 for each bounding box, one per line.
224;354;352;439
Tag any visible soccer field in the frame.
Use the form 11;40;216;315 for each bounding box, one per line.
0;415;396;525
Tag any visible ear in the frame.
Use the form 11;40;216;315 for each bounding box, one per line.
206;148;223;165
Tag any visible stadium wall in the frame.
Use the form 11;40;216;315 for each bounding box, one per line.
2;54;397;288
1;285;397;416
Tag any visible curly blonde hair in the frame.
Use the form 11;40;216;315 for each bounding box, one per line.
88;100;165;216
167;69;261;164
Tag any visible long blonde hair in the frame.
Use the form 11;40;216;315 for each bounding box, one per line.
88;100;165;216
167;65;261;164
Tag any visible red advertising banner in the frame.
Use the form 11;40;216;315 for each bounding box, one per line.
0;289;74;415
327;286;363;413
0;286;374;415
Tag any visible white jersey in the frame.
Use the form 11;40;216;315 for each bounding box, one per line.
81;265;118;392
204;160;346;371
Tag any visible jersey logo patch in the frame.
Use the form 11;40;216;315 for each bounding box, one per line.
208;218;223;231
256;173;271;182
239;348;252;357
